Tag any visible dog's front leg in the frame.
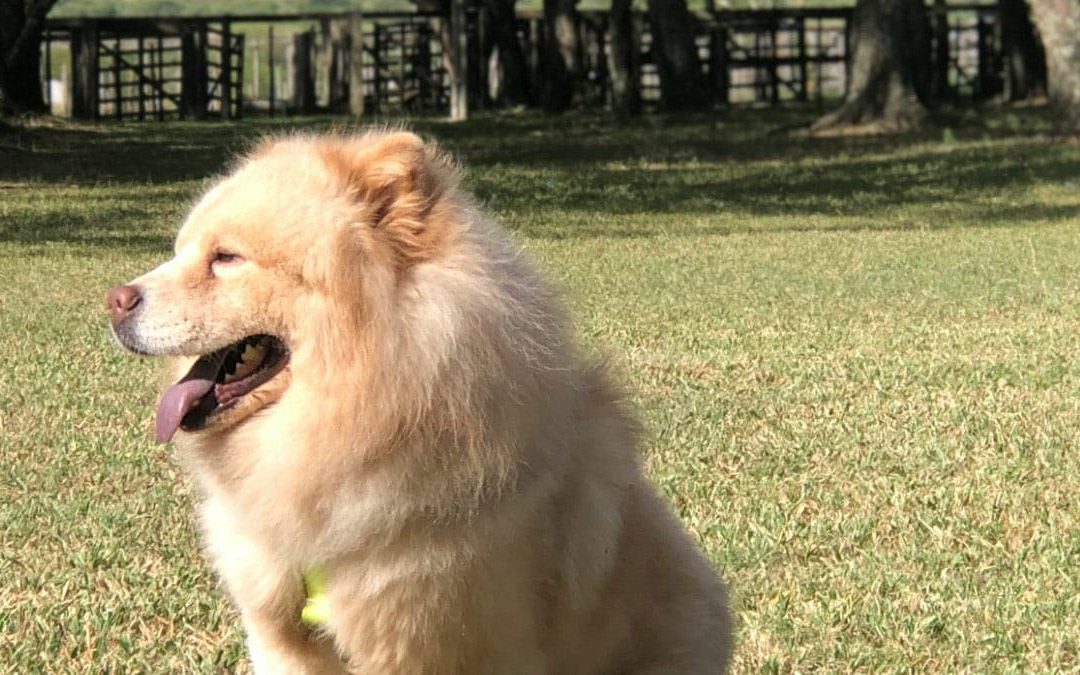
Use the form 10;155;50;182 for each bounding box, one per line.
242;610;345;675
200;499;347;674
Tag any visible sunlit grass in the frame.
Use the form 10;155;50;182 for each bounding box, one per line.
2;106;1079;671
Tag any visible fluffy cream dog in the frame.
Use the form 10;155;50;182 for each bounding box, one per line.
107;131;732;673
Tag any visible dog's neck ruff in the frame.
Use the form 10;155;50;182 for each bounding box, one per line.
301;567;330;628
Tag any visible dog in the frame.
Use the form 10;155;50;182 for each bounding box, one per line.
107;131;732;673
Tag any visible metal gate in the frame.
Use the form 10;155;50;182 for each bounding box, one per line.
206;24;244;119
58;18;244;121
95;28;182;120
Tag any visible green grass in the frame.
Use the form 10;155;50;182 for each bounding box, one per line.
3;106;1080;672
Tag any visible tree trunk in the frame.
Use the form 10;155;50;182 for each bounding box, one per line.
0;0;57;116
1000;0;1046;100
929;0;949;101
812;0;931;132
647;0;708;111
540;0;579;112
484;0;530;106
1028;0;1080;134
607;0;640;117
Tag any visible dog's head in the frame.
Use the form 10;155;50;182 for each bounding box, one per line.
107;131;459;443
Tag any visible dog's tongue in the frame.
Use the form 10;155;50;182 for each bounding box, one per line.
155;356;221;444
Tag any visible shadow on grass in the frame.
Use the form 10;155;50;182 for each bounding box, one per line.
506;203;1080;241
0;208;174;251
1;128;230;184
476;144;1080;215
0;184;183;249
1;106;1075;245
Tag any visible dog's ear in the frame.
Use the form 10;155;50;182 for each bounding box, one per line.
321;132;457;267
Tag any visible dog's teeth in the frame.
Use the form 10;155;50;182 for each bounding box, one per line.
227;341;269;382
238;343;260;364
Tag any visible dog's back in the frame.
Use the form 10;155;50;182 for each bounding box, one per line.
541;364;733;673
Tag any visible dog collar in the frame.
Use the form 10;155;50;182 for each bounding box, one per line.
301;567;330;627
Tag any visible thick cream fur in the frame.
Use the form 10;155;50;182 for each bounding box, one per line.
131;131;732;673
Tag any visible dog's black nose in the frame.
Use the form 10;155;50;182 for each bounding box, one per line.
107;284;142;326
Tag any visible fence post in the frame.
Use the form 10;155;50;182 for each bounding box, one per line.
156;34;164;120
710;25;728;105
111;36;122;119
842;12;852;97
234;34;245;119
815;17;823;107
769;20;779;104
71;21;100;119
932;0;949;100
467;7;485;109
449;0;468;120
326;17;350;112
348;12;366;115
321;18;332;109
372;23;383;114
289;31;316;113
975;10;995;100
796;15;808;102
592;18;608;107
267;25;276;116
399;22;408;109
528;17;542;101
43;26;52;112
221;21;233;118
180;21;209;119
136;32;146;119
417;20;433;108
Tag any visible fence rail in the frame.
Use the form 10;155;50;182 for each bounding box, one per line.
41;5;1009;121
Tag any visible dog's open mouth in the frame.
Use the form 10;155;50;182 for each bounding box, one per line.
155;335;290;443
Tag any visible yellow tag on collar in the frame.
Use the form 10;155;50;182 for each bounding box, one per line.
301;567;330;627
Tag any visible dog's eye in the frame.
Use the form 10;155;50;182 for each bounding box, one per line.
213;252;244;265
211;252;245;275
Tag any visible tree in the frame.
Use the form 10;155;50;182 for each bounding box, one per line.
607;0;640;117
540;0;580;112
1000;0;1046;101
1027;0;1080;134
647;0;708;110
0;0;58;115
812;0;931;132
484;0;530;106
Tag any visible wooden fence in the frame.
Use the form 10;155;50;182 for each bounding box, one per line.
41;5;1007;121
45;18;244;120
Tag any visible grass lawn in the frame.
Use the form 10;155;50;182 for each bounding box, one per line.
3;106;1080;672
